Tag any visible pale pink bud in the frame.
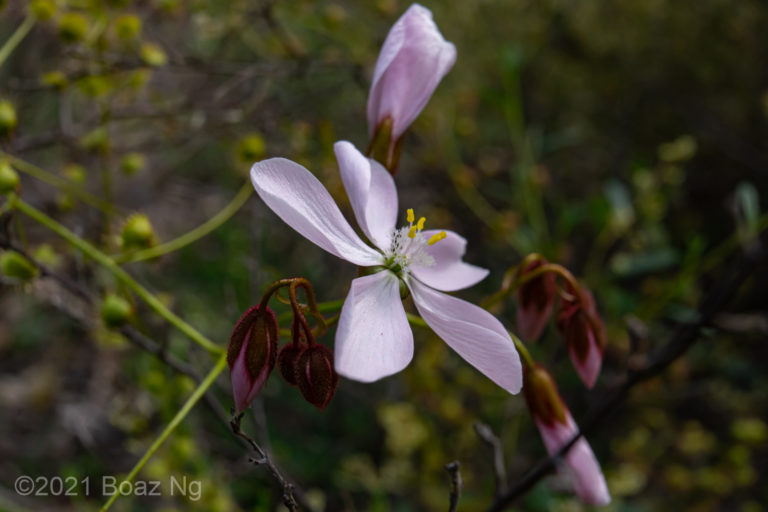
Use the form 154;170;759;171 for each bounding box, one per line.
227;305;278;411
557;288;605;389
524;365;611;506
515;259;557;341
367;4;456;154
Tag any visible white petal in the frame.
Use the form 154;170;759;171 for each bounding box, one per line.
410;229;488;291
335;272;414;382
250;158;383;266
409;279;522;393
334;141;398;251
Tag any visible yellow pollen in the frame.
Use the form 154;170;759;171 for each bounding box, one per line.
416;217;426;230
406;208;415;223
408;226;418;239
428;231;447;246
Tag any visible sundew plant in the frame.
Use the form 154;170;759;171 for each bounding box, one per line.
1;1;766;511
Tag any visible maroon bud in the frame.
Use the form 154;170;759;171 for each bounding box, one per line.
556;287;606;389
294;345;339;410
227;305;279;411
278;343;305;386
515;259;557;341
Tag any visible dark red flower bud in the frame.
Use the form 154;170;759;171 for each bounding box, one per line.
515;259;557;341
557;287;606;389
295;345;339;410
278;343;304;386
227;305;279;411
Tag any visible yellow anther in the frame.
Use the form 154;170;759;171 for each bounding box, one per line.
416;217;426;230
428;231;447;246
408;226;418;239
406;208;415;223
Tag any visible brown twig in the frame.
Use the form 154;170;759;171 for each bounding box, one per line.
473;423;508;499
445;461;462;512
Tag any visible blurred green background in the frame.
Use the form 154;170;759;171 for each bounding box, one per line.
1;0;767;510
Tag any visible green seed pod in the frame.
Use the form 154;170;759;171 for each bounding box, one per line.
114;14;142;40
0;251;38;281
30;0;56;20
121;213;155;250
0;160;20;194
236;133;267;164
58;13;89;43
140;43;167;67
0;100;18;137
101;294;133;328
120;152;145;175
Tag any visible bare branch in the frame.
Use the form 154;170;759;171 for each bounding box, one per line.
445;461;462;512
473;423;507;498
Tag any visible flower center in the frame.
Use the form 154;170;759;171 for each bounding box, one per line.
384;208;446;276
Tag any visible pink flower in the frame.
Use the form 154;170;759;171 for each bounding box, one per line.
524;365;611;506
515;259;557;341
249;141;522;393
367;4;456;157
557;287;606;389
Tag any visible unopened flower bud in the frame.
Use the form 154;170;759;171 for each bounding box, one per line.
515;259;557;341
227;305;279;411
120;153;145;175
140;43;168;67
30;0;56;20
58;13;89;43
278;343;304;386
557;287;606;389
367;5;456;173
295;345;339;410
121;213;155;251
101;294;133;328
0;160;20;194
236;133;267;164
523;364;611;506
0;250;38;281
0;100;17;138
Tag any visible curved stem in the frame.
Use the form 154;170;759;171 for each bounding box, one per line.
100;354;227;512
0;13;35;71
1;152;117;214
116;181;253;263
11;197;223;355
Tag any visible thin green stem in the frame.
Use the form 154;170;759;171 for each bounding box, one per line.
406;313;428;329
0;13;35;71
12;197;223;355
276;299;344;325
0;152;117;214
99;354;227;512
116;182;253;263
510;331;534;369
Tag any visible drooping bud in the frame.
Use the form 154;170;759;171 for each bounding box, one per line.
0;250;38;281
101;294;133;328
121;213;155;251
523;364;611;506
227;305;279;411
366;4;456;172
515;259;557;341
295;344;339;410
0;160;20;194
556;286;606;389
278;315;309;386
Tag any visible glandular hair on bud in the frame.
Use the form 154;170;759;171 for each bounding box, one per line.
523;365;567;426
295;345;339;410
0;250;38;281
101;294;133;328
